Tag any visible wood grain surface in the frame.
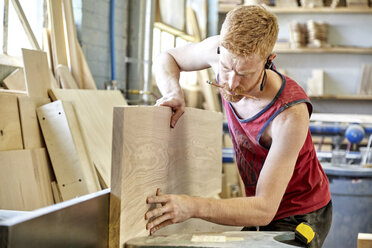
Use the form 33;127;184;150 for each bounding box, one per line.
3;68;26;91
47;0;68;71
109;106;223;247
18;96;50;149
0;148;54;210
0;93;23;151
37;100;101;200
22;48;54;98
50;89;127;187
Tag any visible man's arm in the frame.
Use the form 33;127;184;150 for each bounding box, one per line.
154;36;220;127
145;103;310;234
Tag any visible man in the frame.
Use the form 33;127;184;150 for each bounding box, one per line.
145;5;332;248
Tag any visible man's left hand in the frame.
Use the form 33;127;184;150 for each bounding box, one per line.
145;188;194;235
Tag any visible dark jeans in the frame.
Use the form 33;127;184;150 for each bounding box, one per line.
242;201;333;248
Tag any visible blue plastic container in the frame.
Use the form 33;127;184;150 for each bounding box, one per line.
322;164;372;248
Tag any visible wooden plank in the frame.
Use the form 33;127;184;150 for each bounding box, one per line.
0;94;23;151
109;106;222;247
76;40;97;89
18;96;51;149
10;0;40;50
0;89;27;96
37;100;101;201
30;148;55;206
56;64;79;89
0;148;54;210
49;89;127;188
42;28;54;74
51;181;62;203
47;0;68;73
62;0;83;89
22;48;53;98
3;68;26;91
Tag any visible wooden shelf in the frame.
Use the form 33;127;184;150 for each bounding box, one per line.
309;95;372;100
273;46;372;54
219;4;372;14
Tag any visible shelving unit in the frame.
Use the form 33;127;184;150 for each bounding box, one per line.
218;5;372;14
218;4;372;114
309;95;372;100
274;47;372;54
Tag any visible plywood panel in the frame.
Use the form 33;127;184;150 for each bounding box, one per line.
3;68;26;91
0;94;23;151
49;89;127;187
47;0;68;70
55;64;79;89
0;148;54;210
30;148;55;206
22;48;53;98
0;89;27;96
109;106;222;247
18;96;50;149
37;100;101;201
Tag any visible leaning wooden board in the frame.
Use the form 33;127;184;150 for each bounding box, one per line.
22;48;55;98
37;100;101;201
49;89;127;187
0;148;54;210
18;96;50;149
0;93;23;151
109;106;223;247
3;68;26;91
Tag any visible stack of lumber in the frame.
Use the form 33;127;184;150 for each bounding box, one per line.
0;49;56;210
0;0;127;211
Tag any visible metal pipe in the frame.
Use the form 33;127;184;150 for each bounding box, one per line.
110;0;116;82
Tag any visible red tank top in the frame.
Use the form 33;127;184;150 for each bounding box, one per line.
220;70;331;220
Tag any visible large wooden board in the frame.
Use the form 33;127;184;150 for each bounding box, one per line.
109;106;223;247
18;96;51;149
0;94;23;151
0;148;54;210
22;48;53;98
49;89;127;187
37;100;101;200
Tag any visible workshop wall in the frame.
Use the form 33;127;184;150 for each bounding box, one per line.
73;0;128;90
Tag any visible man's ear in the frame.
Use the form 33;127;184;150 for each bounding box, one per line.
265;53;277;69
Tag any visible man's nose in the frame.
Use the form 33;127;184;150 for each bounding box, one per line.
228;72;240;90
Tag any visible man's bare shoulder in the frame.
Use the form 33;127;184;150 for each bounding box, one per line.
273;103;310;129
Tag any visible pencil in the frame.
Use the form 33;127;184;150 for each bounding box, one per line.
206;80;223;88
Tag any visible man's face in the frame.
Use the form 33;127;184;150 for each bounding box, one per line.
218;47;265;103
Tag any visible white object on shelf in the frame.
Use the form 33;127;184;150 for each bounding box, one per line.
307;69;324;96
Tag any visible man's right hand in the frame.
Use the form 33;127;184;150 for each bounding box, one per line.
155;96;185;128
